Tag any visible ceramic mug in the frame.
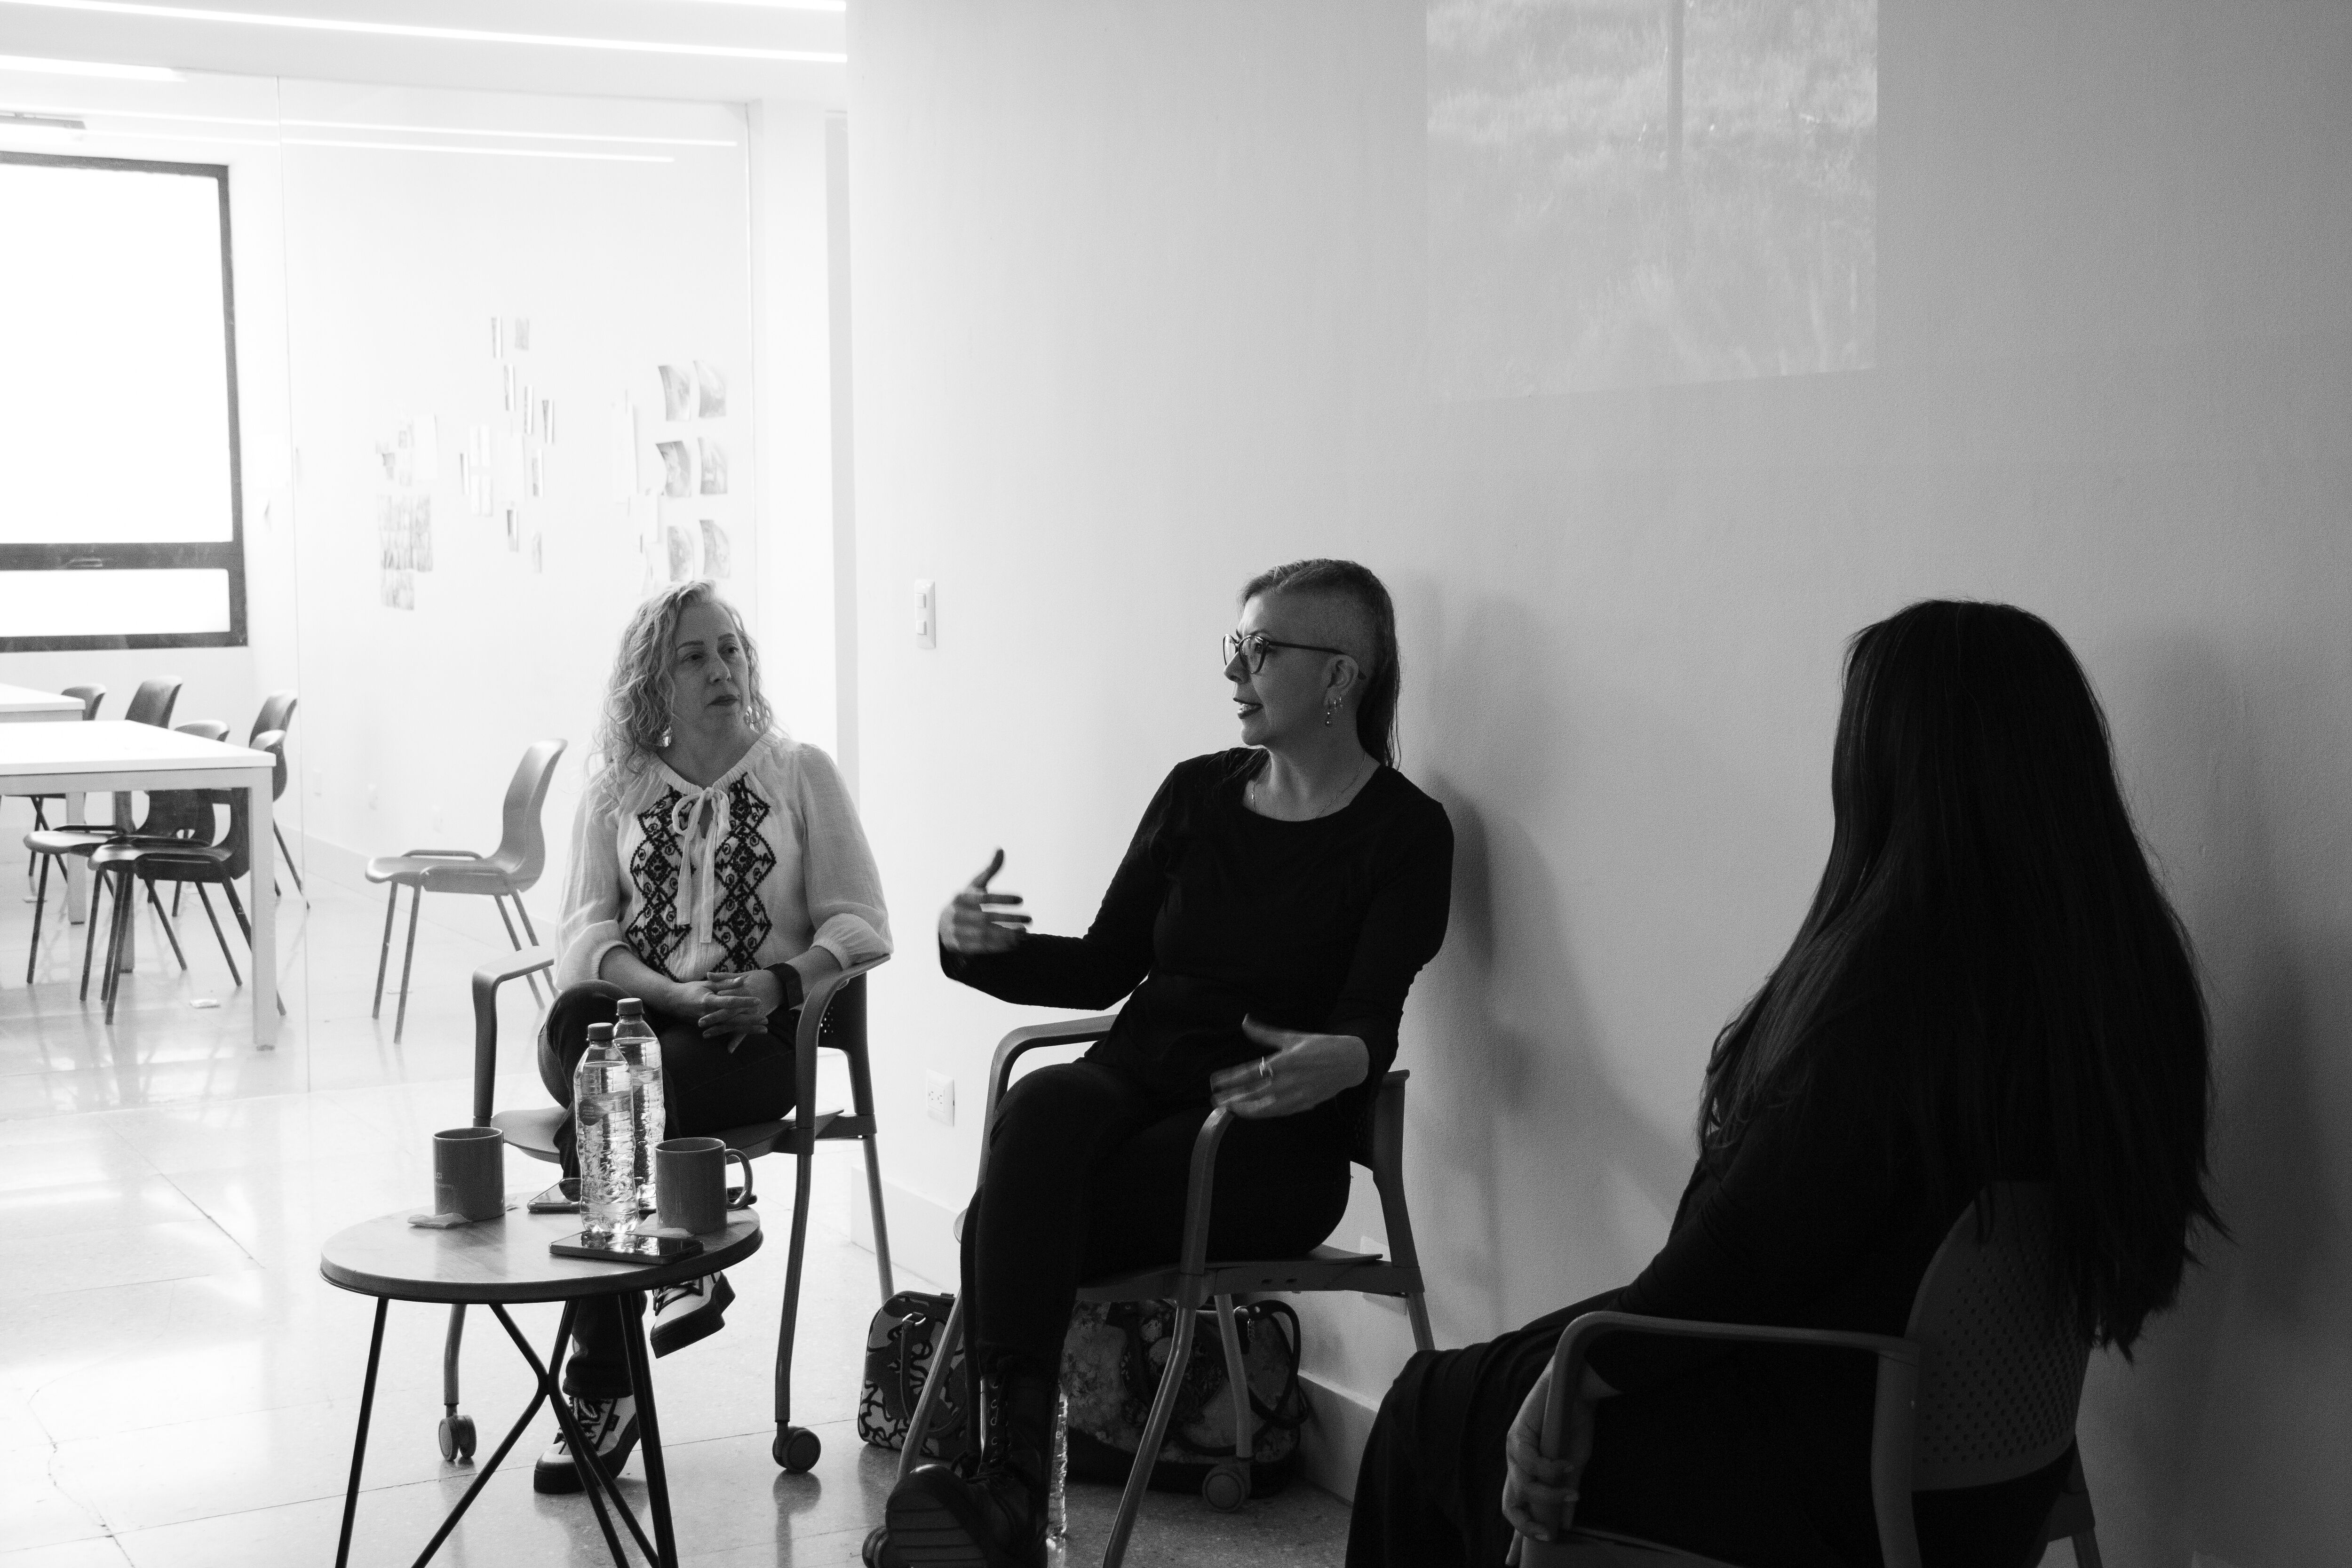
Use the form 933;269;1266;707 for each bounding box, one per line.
432;1126;505;1222
655;1137;754;1234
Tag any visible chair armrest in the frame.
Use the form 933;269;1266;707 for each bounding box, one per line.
1178;1106;1238;1279
470;945;556;1125
405;848;485;859
787;955;892;1152
984;1014;1120;1128
1531;1310;1921;1568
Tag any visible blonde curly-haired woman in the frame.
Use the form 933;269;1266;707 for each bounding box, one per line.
533;580;890;1494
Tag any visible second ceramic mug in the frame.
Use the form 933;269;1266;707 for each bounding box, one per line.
432;1126;506;1221
655;1137;755;1234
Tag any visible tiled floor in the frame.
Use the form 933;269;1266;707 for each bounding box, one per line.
0;842;1351;1566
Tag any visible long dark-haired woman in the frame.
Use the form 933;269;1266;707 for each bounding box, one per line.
881;559;1454;1568
1349;600;2220;1568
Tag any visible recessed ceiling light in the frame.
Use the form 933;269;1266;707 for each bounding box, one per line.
0;0;847;63
0;52;183;80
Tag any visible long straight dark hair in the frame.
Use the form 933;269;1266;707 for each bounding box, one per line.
1701;600;2220;1353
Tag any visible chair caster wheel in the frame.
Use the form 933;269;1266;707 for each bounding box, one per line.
773;1425;821;1472
861;1524;890;1567
437;1413;477;1462
1201;1459;1249;1512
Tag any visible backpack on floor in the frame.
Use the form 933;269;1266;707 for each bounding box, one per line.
1059;1298;1311;1497
857;1290;976;1465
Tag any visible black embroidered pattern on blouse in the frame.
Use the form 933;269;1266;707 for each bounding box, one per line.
711;777;776;971
627;787;689;977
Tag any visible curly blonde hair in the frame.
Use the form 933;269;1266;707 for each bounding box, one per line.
593;581;776;775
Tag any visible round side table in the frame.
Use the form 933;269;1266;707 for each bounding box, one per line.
319;1203;761;1568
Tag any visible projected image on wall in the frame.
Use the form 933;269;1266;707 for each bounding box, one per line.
1429;0;1875;400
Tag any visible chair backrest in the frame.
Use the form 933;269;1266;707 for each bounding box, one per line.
124;678;181;728
1905;1183;2088;1492
253;728;290;804
488;739;568;887
138;722;233;842
250;689;298;746
62;684;104;719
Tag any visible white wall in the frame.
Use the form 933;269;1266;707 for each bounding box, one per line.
843;2;2352;1562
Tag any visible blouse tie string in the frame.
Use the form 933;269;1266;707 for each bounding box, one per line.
665;783;731;958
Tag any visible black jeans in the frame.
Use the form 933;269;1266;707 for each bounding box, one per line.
540;981;799;1399
1344;1294;2066;1568
962;1056;1354;1380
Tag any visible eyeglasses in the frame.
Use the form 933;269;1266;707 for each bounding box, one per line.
1221;631;1349;674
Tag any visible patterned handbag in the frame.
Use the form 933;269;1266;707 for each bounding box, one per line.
1058;1298;1311;1496
856;1290;976;1463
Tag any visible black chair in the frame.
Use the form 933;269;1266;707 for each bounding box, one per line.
11;682;103;847
436;948;896;1472
82;725;285;1023
248;690;304;901
883;1016;1436;1568
24;709;197;984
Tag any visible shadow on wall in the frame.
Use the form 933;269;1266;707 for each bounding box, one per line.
2087;634;2352;1566
1405;589;1696;1340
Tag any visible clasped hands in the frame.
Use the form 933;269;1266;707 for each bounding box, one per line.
676;969;784;1044
939;851;1367;1119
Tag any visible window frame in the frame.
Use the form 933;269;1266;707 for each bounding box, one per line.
0;150;247;653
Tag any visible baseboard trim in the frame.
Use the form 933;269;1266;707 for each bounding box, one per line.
1297;1370;1377;1504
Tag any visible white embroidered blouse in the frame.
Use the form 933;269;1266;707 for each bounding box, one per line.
556;732;891;991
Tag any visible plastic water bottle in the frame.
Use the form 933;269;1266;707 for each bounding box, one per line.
613;997;663;1215
572;1022;636;1242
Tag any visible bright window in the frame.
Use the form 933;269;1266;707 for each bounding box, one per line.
0;152;245;649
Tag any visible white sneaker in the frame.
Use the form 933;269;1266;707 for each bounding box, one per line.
650;1270;734;1357
533;1392;639;1494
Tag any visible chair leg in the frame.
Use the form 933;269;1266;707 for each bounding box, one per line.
773;1142;816;1447
1213;1293;1253;1466
371;883;399;1017
194;886;241;988
1406;1291;1436;1355
491;896;546;1007
508;895;548;1004
26;852;49;985
172;881;184;918
1104;1297;1203;1568
215;882;280;1014
862;1135;896;1302
145;880;189;971
102;870;137;1024
79;865;112;1001
2073;1530;2104;1568
394;885;422;1043
275;823;306;898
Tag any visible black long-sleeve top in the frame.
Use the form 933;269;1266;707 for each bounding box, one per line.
942;750;1454;1119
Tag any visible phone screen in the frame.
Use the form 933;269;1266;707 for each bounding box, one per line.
549;1230;703;1264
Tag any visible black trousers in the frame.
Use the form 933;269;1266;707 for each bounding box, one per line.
1346;1295;2065;1568
963;1057;1354;1377
540;982;799;1399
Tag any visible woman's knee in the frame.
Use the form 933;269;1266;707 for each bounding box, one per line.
989;1061;1128;1144
538;982;629;1104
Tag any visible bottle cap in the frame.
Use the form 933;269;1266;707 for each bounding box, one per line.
587;1022;615;1043
616;997;645;1017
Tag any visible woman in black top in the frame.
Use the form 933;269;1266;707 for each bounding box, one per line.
882;559;1454;1568
1349;600;2220;1568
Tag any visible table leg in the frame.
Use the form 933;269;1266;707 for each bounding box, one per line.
404;1302;570;1568
62;791;87;923
335;1297;389;1568
490;1303;652;1567
619;1293;679;1568
250;774;278;1047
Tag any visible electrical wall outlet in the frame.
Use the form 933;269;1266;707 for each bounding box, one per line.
913;579;936;648
925;1071;955;1126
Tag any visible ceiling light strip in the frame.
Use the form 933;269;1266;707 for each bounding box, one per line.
0;0;847;63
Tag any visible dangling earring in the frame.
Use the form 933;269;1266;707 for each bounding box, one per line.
1323;703;1336;727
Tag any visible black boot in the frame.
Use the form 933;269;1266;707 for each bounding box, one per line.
882;1360;1055;1568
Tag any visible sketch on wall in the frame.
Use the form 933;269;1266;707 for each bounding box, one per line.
700;518;731;578
1428;0;1875;398
378;493;432;609
659;364;694;422
657;439;692;498
695;360;727;418
698;438;726;495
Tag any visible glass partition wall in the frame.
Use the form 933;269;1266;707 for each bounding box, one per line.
0;62;759;1111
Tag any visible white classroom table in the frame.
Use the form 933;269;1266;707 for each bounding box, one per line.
0;720;279;1047
0;683;86;723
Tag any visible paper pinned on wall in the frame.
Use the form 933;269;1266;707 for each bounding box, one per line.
489;316;503;360
539;397;555;445
502;364;517;414
529;451;544;499
504;505;519;552
523;386;536;439
699;519;731;578
512;317;531;352
531;531;543;573
378;493;433;613
658;364;693;422
697;438;726;495
657;439;692;499
695;361;727;419
665;521;696;583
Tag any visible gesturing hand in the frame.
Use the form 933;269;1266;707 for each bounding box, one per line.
938;849;1031;955
1206;1017;1368;1120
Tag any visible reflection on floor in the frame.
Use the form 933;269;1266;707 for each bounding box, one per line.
0;849;1351;1565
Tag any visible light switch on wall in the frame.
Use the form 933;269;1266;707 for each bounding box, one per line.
914;579;936;648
